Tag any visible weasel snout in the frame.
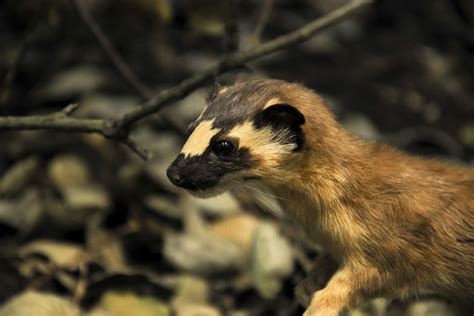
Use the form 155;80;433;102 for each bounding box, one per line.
167;154;219;191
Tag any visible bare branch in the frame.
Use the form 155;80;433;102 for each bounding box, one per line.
122;136;154;160
119;0;372;129
0;0;373;160
62;103;80;116
73;0;153;99
1;30;36;107
224;0;240;54
0;114;111;134
74;0;184;138
251;0;274;46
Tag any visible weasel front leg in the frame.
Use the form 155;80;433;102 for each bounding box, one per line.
303;264;381;316
295;254;338;307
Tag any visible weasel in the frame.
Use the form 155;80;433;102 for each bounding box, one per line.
166;79;474;316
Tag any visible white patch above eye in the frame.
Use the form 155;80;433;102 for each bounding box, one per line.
263;98;283;109
181;120;220;157
228;121;296;167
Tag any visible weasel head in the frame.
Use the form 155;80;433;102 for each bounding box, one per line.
167;79;309;198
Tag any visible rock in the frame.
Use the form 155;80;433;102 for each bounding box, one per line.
342;112;379;140
84;307;113;316
186;1;226;36
99;291;169;316
43;184;109;229
132;0;173;22
0;291;80;316
228;311;251;316
164;230;244;275
172;275;209;306
0;189;42;235
250;223;294;299
185;193;240;217
407;299;458;316
86;225;127;273
210;213;260;251
36;66;107;99
62;184;110;211
422;103;441;124
19;240;87;269
145;195;183;219
0;157;39;196
174;304;220;316
459;123;474;148
417;47;452;80
183;207;208;235
347;298;388;316
48;155;90;189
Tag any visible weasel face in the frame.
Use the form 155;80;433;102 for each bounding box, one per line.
167;80;306;198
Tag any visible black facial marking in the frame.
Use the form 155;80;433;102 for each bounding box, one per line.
254;103;305;151
167;146;255;191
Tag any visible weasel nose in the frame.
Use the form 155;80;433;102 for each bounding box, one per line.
166;167;183;186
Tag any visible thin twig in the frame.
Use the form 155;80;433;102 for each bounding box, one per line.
73;0;185;134
0;0;373;160
1;31;35;107
251;0;274;46
119;0;372;129
224;0;240;54
72;263;88;303
73;0;153;99
0;113;110;134
62;103;80;116
123;135;154;160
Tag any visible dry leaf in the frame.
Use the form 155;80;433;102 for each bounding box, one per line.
0;291;80;316
19;240;88;270
210;212;260;251
0;157;39;196
99;291;169;316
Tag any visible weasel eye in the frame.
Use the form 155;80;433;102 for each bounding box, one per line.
212;140;234;156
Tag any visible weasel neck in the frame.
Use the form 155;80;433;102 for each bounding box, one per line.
266;133;375;260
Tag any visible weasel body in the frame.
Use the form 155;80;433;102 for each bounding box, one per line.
167;79;474;315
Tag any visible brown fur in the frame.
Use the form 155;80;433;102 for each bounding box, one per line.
220;80;474;315
174;79;474;315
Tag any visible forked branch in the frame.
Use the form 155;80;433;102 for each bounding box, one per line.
0;0;373;160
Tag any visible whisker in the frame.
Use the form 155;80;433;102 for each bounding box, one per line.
230;179;287;201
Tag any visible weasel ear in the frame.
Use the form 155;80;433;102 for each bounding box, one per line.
254;104;305;151
254;104;305;130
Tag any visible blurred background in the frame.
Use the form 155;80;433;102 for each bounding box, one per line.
0;0;473;315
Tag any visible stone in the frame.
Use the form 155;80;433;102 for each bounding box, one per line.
48;155;90;189
164;230;244;275
251;222;294;299
210;213;260;251
0;291;80;316
0;157;39;196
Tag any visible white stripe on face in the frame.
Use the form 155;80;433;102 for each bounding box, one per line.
264;98;283;109
227;121;295;167
181;120;220;157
